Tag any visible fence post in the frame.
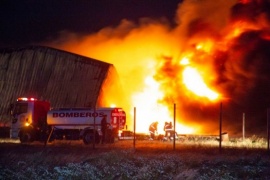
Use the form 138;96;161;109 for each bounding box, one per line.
219;102;222;153
173;103;176;150
242;113;245;141
133;107;136;150
267;108;270;152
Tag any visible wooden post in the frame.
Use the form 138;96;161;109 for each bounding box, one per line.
133;107;136;150
242;113;245;141
219;102;222;153
173;103;176;150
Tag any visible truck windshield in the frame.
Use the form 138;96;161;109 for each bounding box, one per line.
13;103;28;115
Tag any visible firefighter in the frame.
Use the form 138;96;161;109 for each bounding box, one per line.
101;115;107;143
163;122;169;140
164;122;173;141
149;121;158;140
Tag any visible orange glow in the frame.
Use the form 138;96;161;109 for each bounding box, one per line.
225;21;260;41
180;57;190;65
195;40;214;53
45;0;265;135
45;22;221;135
110;104;116;108
183;67;219;101
131;74;198;134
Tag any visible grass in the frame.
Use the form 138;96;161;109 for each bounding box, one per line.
0;137;270;179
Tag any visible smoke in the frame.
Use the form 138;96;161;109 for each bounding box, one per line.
218;0;270;135
43;0;270;136
155;0;270;135
175;0;237;35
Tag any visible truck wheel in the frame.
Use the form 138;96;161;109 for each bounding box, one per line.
19;130;33;143
83;131;100;145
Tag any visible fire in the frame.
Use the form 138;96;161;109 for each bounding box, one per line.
179;57;190;65
225;21;260;41
131;75;199;134
182;67;219;101
195;40;214;53
45;0;270;135
178;37;220;102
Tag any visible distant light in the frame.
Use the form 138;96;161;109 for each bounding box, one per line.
17;97;27;101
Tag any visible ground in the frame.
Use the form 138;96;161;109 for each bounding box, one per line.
1;138;270;179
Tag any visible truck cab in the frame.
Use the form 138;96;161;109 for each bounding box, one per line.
10;97;50;142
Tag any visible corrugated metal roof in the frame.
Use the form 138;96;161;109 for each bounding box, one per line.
0;46;119;124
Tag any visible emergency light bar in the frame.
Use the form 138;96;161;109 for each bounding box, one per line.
17;97;37;101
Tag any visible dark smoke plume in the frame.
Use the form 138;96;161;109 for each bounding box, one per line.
156;0;270;135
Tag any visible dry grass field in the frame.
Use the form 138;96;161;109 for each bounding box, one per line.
1;137;270;179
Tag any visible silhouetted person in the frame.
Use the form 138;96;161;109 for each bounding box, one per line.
149;121;158;140
164;122;169;138
164;122;173;140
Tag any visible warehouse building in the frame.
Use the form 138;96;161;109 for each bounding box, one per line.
0;46;124;126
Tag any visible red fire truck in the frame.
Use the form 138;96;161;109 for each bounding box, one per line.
10;97;126;144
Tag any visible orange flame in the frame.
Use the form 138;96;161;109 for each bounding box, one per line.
183;67;219;101
45;0;266;135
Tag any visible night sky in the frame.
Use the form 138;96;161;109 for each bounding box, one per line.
0;0;181;47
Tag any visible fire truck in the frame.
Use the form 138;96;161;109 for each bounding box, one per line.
10;97;126;144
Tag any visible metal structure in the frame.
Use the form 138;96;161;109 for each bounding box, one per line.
0;46;123;124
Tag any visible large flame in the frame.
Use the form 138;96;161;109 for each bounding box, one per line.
131;75;197;134
44;0;270;135
183;67;219;101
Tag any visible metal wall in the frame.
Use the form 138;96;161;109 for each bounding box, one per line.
0;46;116;124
